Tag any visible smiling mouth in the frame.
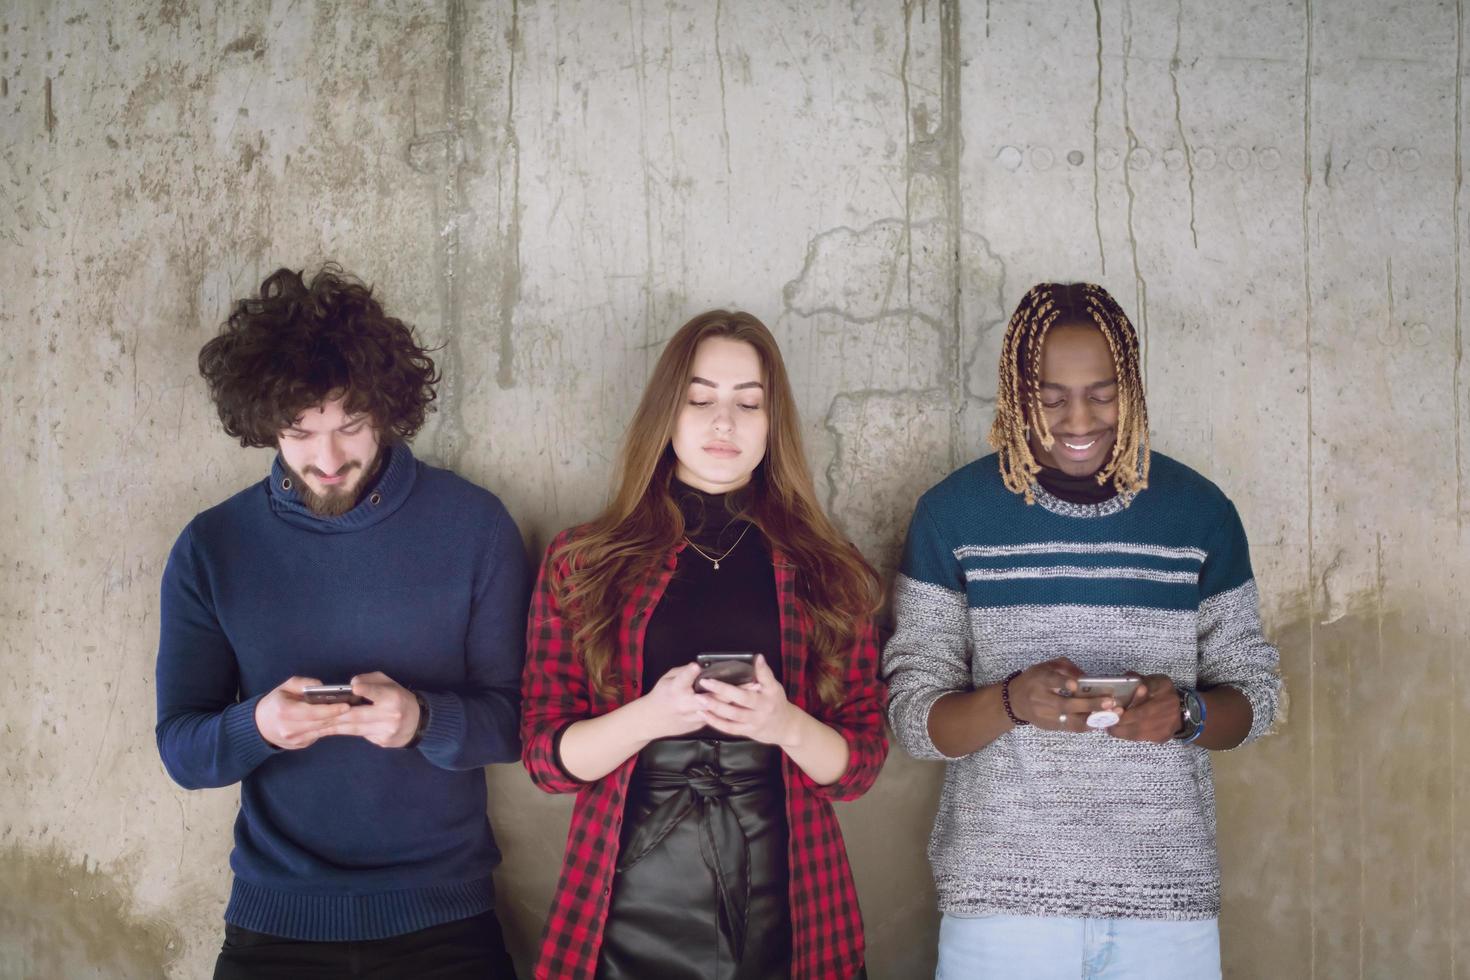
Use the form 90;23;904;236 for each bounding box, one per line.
1061;438;1098;452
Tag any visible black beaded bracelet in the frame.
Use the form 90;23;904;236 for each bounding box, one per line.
1001;670;1029;726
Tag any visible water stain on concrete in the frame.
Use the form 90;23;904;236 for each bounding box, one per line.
0;844;181;979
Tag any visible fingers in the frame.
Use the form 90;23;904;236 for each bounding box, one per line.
753;654;777;685
283;698;352;722
1024;658;1083;699
697;677;756;707
1049;657;1083;675
1031;691;1126;733
321;717;394;739
662;662;703;693
701;699;749;727
280;676;325;698
350;673;396;702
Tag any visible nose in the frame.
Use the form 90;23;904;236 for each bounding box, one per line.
712;403;734;435
1062;396;1093;435
317;434;347;475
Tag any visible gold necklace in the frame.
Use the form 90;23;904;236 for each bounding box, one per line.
683;521;752;570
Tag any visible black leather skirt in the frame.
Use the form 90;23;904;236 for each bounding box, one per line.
596;738;792;980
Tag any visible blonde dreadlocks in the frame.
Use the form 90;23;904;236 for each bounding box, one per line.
987;282;1151;503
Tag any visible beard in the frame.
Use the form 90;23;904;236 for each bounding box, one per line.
283;453;380;517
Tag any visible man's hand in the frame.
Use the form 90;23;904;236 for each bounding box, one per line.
1009;657;1118;733
323;671;422;748
254;676;352;750
1106;674;1181;743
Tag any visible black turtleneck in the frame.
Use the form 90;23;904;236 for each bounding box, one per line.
1035;463;1118;505
641;479;783;715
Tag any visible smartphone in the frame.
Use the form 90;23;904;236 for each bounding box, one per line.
694;652;758;691
301;684;371;706
1072;676;1141;707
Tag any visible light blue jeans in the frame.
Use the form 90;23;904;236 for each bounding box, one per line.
935;913;1221;980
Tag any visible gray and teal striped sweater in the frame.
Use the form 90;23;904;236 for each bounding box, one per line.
882;452;1281;920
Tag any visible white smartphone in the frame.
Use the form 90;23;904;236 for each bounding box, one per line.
1072;676;1142;707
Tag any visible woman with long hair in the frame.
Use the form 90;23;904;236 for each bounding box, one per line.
522;310;886;980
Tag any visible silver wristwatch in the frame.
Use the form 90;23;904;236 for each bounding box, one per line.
1174;686;1205;743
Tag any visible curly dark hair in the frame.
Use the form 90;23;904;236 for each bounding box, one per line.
198;265;439;447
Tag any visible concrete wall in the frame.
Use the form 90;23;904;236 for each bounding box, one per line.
1;1;1465;976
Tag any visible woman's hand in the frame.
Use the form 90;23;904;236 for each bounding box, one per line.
633;662;713;741
1008;657;1121;733
697;654;800;746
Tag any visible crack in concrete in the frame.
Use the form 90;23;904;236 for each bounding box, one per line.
1091;0;1106;276
901;0;916;310
44;76;55;139
714;0;732;186
411;0;474;469
1454;2;1464;972
627;0;657;352
1170;0;1198;249
496;0;522;391
1457;0;1465;536
781;219;946;332
821;385;949;519
941;0;963;468
1301;0;1318;970
1120;2;1148;383
1385;256;1394;346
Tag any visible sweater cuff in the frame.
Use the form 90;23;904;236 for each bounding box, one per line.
415;690;466;755
223;695;280;772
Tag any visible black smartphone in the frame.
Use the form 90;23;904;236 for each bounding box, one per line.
301;684;371;706
694;652;758;691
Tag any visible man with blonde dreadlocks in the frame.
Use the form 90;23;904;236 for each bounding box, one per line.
883;282;1280;978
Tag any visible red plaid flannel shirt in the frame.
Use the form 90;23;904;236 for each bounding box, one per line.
522;528;888;980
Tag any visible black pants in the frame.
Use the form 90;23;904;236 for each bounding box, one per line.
212;909;516;980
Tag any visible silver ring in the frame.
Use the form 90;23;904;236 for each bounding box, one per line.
1058;712;1068;724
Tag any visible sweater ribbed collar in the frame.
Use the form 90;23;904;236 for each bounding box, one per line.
267;442;418;533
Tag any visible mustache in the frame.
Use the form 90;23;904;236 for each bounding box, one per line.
302;461;362;480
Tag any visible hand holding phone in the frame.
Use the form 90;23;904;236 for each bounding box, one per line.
302;684;372;707
1072;676;1142;707
694;652;758;692
697;654;799;747
1005;658;1117;733
1071;675;1141;729
254;676;354;750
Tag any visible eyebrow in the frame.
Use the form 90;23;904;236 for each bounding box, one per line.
1039;379;1118;392
690;376;765;391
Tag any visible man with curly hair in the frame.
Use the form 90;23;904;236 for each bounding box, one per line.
155;266;529;978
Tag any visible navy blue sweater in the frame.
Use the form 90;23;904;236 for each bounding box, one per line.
155;443;530;941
